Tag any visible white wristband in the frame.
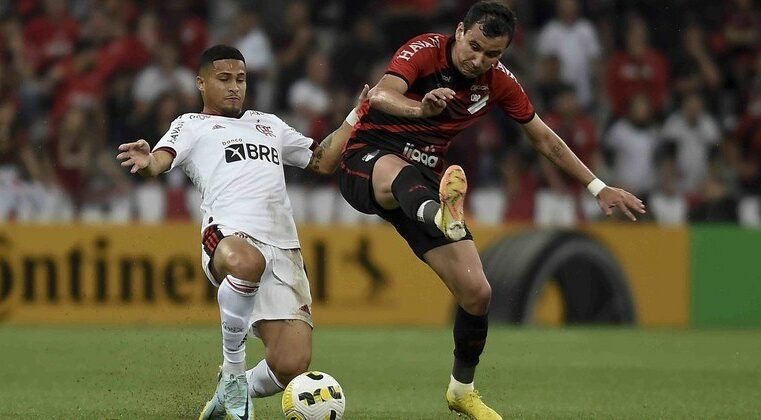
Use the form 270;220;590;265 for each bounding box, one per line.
345;108;359;127
587;178;607;197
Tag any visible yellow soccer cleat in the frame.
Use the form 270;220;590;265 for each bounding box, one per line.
446;389;502;420
437;165;468;241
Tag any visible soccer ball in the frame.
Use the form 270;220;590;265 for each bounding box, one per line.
282;371;345;420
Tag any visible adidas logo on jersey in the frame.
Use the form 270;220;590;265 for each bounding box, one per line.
212;124;225;130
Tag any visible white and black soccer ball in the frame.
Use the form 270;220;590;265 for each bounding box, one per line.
282;371;345;420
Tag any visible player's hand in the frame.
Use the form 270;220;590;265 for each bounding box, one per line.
420;87;455;117
356;84;370;107
597;186;646;221
116;139;152;174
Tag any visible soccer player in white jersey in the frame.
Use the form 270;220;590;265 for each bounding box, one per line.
116;45;366;420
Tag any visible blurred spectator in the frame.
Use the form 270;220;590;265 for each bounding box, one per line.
231;7;275;111
661;92;721;194
132;43;198;112
650;157;688;225
532;54;565;113
671;21;722;105
501;147;539;223
273;0;315;111
91;3;153;78
727;79;761;195
23;0;79;72
47;39;106;123
0;0;758;225
605;94;660;197
54;105;130;221
536;0;601;108
689;170;739;222
716;0;761;102
158;0;208;70
331;14;384;93
288;52;331;137
606;15;670;117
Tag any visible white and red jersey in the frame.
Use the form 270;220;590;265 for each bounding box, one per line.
153;111;316;249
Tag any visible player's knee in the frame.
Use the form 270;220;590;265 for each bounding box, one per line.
218;247;265;283
269;351;311;385
460;278;491;315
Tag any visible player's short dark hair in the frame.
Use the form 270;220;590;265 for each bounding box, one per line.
198;45;246;74
462;1;517;40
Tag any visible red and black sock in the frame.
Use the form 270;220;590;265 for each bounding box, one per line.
452;305;489;383
391;165;439;224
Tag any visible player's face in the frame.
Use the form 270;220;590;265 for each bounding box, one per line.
198;59;246;117
452;22;510;78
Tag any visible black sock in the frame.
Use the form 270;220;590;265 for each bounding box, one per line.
452;306;488;384
391;165;439;224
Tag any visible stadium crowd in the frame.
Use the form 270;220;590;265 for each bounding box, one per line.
0;0;759;226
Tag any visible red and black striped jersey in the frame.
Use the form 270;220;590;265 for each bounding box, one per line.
344;33;535;173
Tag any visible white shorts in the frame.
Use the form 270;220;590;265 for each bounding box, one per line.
201;226;313;337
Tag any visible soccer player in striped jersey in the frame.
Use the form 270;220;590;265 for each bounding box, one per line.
338;2;645;418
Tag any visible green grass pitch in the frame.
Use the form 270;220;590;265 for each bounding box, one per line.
1;326;760;419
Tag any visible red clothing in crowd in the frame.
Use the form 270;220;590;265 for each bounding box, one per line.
543;113;598;169
606;50;670;116
23;12;79;71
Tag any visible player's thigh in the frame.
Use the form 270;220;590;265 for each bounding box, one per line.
423;240;490;304
211;234;266;282
258;319;313;368
371;154;409;209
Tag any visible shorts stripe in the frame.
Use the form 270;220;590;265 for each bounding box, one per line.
340;162;370;179
202;225;225;257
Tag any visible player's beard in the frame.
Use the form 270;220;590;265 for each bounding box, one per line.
221;104;243;118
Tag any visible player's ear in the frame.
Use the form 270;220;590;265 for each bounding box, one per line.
456;22;465;41
196;75;204;92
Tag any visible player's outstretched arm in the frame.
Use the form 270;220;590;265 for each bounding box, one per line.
308;84;370;174
521;115;646;221
116;139;174;177
367;74;454;118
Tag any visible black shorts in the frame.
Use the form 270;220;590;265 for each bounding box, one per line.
338;146;473;260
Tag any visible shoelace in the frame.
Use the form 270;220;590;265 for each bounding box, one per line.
224;374;247;410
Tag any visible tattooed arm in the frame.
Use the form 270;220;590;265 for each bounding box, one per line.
307;84;369;174
307;120;354;174
521;114;646;221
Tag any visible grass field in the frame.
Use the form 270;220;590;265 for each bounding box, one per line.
1;326;760;419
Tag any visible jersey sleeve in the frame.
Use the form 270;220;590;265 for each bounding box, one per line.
152;116;194;169
494;63;536;124
385;33;441;87
279;119;317;168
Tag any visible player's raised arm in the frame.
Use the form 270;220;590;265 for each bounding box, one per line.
116;139;173;177
521;114;646;221
367;75;455;119
307;84;370;174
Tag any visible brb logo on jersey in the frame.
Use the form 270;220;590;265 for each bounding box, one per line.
224;139;280;165
402;143;439;168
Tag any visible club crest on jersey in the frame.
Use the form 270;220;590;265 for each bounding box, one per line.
256;124;275;137
468;94;489;114
403;143;439;168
